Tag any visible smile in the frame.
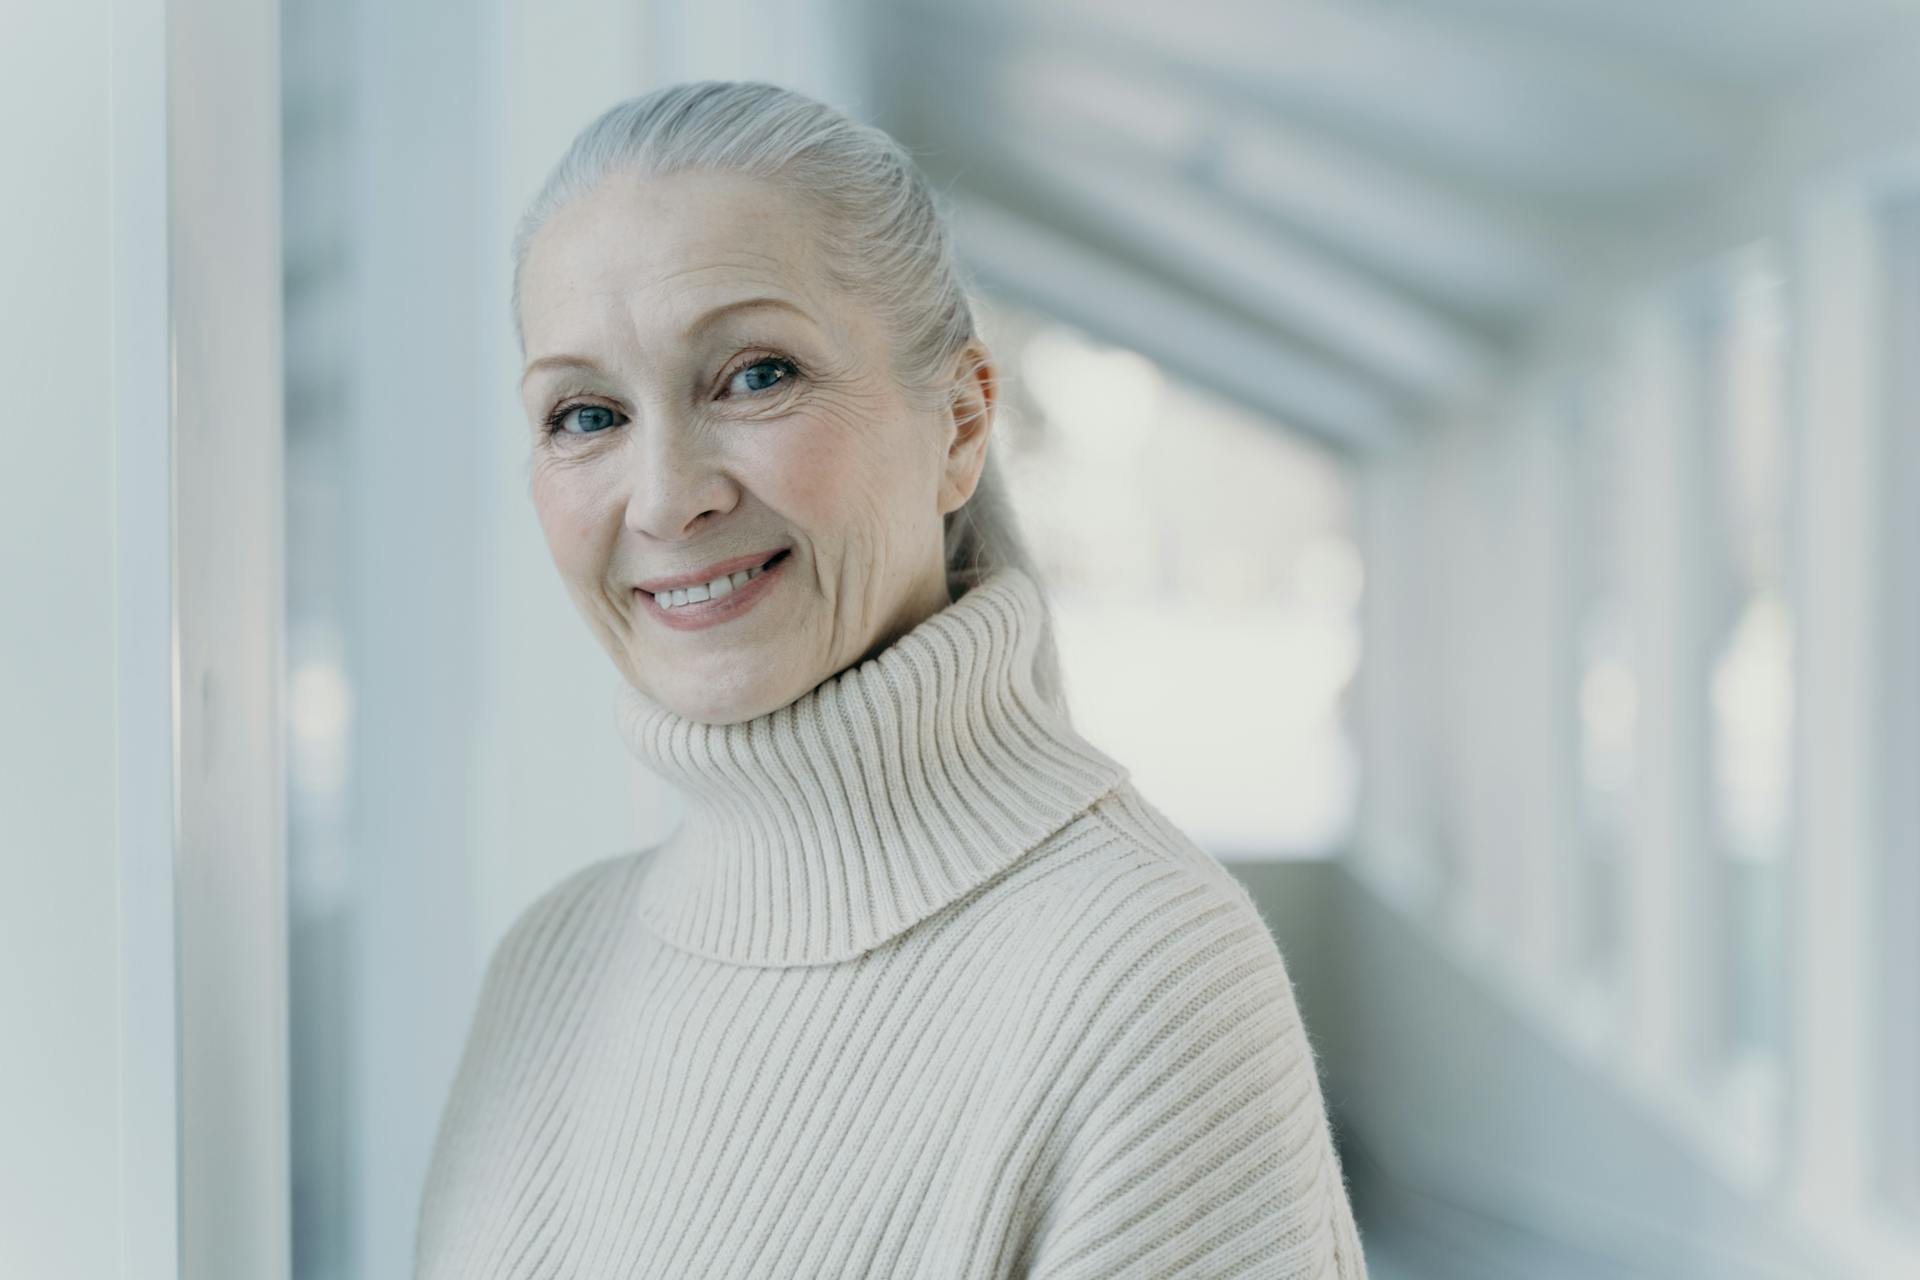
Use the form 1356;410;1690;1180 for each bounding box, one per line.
637;549;791;630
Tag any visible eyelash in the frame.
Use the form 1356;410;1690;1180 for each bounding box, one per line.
541;351;804;438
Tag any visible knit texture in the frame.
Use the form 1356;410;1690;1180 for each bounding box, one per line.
414;565;1368;1278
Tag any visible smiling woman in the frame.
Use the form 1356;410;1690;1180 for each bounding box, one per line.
513;162;992;725
413;80;1368;1279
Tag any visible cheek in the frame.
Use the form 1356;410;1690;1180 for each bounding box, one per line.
530;461;617;571
754;404;935;526
748;432;845;517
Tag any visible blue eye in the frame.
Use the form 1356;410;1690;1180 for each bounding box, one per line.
545;402;623;436
542;354;799;440
727;356;798;397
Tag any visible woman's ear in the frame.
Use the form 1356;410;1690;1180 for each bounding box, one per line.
938;341;997;516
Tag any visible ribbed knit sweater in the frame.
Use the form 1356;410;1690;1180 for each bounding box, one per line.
414;565;1367;1278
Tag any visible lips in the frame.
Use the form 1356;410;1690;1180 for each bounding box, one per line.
638;545;789;630
634;548;789;595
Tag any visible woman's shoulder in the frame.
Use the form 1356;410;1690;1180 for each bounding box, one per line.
1017;783;1297;1004
1013;786;1331;1166
1018;790;1362;1278
1031;782;1275;937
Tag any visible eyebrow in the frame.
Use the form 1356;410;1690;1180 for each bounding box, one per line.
520;294;812;387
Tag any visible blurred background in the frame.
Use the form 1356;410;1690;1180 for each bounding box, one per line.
6;0;1918;1277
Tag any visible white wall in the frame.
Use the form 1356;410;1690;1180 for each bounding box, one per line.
0;2;125;1274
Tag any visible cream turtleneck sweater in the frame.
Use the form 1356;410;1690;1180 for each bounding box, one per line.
414;565;1367;1278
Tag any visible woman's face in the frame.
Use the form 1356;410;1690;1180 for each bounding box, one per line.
516;168;995;725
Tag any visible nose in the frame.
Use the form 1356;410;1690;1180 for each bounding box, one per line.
621;414;741;541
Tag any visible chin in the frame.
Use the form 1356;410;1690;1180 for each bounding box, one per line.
651;665;797;727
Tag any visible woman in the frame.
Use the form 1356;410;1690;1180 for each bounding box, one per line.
415;80;1368;1279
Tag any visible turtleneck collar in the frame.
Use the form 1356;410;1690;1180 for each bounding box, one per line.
612;564;1130;968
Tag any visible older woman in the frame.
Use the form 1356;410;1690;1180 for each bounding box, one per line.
415;80;1367;1279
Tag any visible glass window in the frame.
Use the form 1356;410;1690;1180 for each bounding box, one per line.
978;296;1362;858
283;1;360;1270
1689;242;1794;1172
1566;372;1632;1027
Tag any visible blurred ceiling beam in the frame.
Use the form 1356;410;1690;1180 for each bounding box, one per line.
987;134;1497;405
947;193;1406;454
977;0;1743;198
890;10;1582;326
989;48;1578;321
1208;119;1571;323
1381;0;1920;92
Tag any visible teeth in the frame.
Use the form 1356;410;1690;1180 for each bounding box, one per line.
654;560;770;608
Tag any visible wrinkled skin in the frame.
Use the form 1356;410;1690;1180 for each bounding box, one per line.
516;168;996;725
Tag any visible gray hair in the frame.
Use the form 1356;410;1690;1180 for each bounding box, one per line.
511;80;1073;713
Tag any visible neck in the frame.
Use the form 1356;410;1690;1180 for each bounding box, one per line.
613;565;1129;967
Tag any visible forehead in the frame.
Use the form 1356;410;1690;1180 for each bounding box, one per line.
518;169;834;355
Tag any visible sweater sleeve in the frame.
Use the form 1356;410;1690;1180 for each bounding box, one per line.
1024;881;1368;1280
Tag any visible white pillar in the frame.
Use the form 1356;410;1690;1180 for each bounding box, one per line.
3;0;288;1275
1785;182;1884;1234
3;1;160;1274
112;0;183;1272
1615;296;1714;1090
170;0;292;1274
1880;188;1920;1225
